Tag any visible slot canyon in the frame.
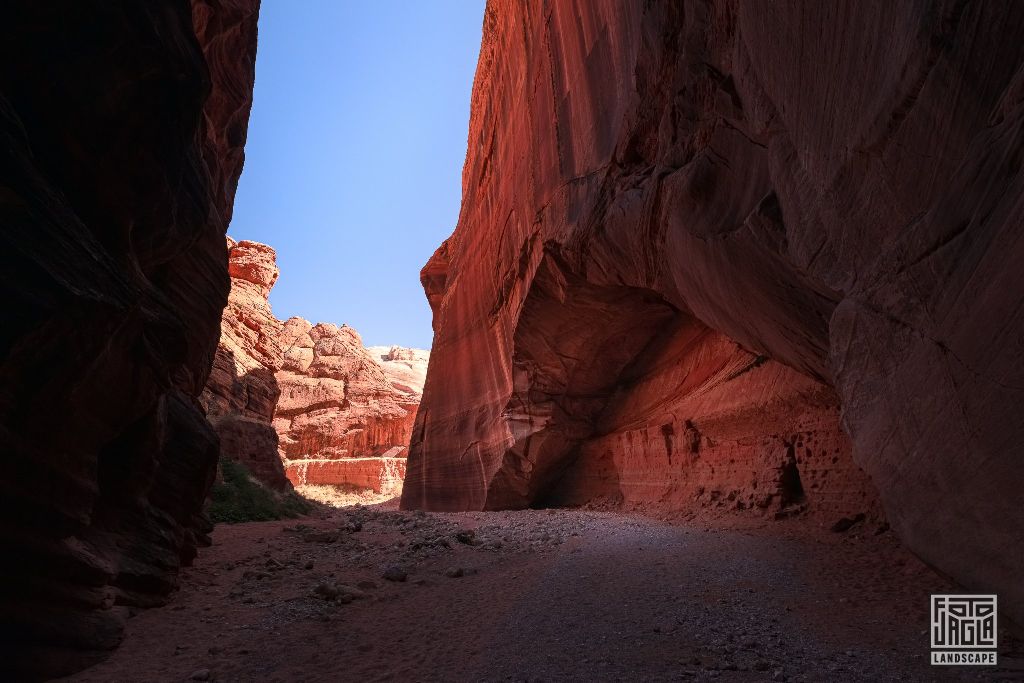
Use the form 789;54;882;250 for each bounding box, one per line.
0;1;1022;681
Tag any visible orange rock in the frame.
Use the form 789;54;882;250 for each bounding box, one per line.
366;345;430;398
201;241;430;493
402;0;1024;624
276;320;428;479
284;456;408;495
200;237;287;489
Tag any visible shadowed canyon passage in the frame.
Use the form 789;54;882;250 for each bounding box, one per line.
1;0;1024;680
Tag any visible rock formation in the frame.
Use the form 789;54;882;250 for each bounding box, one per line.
366;345;431;399
403;0;1024;623
276;320;427;494
201;238;287;489
0;0;259;677
197;237;429;495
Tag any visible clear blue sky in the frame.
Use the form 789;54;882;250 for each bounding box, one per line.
231;1;485;349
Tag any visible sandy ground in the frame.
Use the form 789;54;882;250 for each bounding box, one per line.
68;502;1023;682
294;484;400;507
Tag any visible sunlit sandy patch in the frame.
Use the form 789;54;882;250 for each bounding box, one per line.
295;483;402;508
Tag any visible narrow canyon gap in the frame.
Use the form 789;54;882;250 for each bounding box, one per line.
401;0;1024;625
200;237;429;497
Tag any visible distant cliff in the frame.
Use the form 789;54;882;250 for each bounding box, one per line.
200;238;287;488
202;238;429;495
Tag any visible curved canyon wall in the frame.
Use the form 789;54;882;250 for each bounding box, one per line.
203;238;429;495
403;0;1024;622
0;0;259;676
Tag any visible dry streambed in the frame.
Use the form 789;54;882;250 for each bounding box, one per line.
70;506;1022;682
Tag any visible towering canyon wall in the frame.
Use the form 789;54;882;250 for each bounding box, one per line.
202;239;429;495
403;0;1024;622
0;0;259;677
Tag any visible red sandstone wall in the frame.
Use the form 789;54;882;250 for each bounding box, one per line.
285;457;408;495
201;238;288;489
275;317;426;489
546;322;878;518
403;0;1024;622
199;239;431;495
0;1;259;676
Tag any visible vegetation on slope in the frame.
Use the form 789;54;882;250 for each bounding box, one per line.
208;457;313;523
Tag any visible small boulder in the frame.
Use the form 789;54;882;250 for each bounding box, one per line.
830;513;866;533
382;566;407;582
313;582;339;600
454;530;479;545
339;584;367;600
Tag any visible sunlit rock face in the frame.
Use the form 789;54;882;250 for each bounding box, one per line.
276;319;428;493
0;0;259;677
366;345;431;398
200;237;431;496
404;0;1024;621
200;238;287;489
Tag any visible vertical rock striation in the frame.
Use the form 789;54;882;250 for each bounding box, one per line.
404;0;1024;622
0;0;259;677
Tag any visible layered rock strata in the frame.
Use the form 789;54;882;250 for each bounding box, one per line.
403;0;1024;623
366;345;431;399
276;319;425;494
0;0;259;676
199;239;428;495
200;238;287;489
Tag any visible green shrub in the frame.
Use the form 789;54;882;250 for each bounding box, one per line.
207;458;313;524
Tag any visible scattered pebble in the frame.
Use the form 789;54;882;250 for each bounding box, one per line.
81;506;956;682
302;530;340;544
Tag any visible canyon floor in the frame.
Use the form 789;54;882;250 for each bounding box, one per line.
69;502;1023;683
